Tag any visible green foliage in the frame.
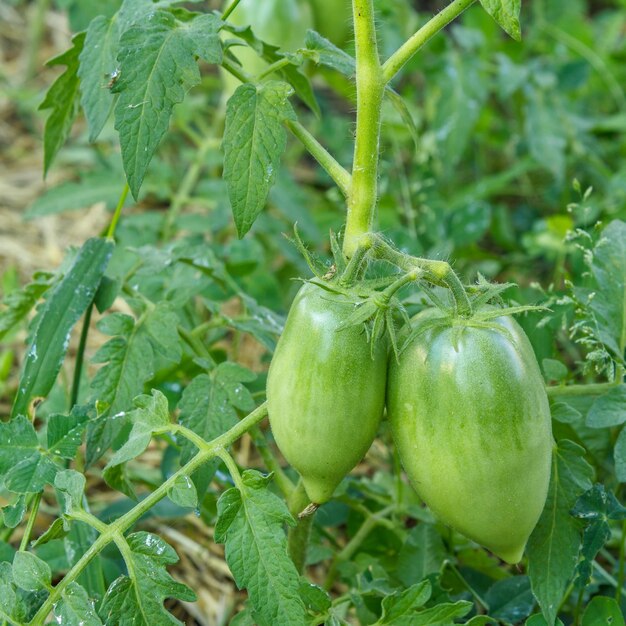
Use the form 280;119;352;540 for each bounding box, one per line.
2;0;626;624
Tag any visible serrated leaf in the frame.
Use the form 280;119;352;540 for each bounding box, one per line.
178;363;253;463
40;33;85;175
0;561;28;624
87;304;181;464
103;463;137;500
0;272;55;341
222;81;296;237
526;440;594;626
55;470;87;515
484;576;534;623
302;30;355;76
113;10;222;198
12;552;51;592
11;238;114;418
550;401;582;424
79;15;120;141
0;416;38;475
1;496;26;529
586;385;626;428
215;470;306;625
479;0;521;40
542;359;568;382
54;582;103;626
395;524;446;587
105;390;172;468
47;411;89;459
4;454;58;494
99;532;195;625
168;475;198;509
588;220;626;360
379;581;431;623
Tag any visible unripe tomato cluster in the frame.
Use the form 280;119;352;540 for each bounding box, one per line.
267;282;553;564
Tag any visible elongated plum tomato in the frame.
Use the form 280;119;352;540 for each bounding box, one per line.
267;282;387;504
387;308;553;564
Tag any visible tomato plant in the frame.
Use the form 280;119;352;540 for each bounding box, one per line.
1;0;625;624
388;307;553;564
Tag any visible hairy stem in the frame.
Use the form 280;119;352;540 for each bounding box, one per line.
285;120;352;197
287;481;314;573
546;381;619;398
19;492;42;552
369;234;472;316
344;0;384;257
29;403;268;626
382;0;477;83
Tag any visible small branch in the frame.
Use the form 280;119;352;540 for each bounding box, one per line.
19;492;42;551
286;120;352;197
546;382;618;398
106;184;130;240
369;234;472;317
215;448;245;491
256;57;293;81
382;0;477;84
221;0;243;20
29;402;268;626
324;505;393;589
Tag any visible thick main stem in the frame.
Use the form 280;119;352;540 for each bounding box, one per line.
343;0;385;257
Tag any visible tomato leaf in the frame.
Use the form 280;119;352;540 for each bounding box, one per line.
582;596;625;626
526;440;594;626
78;15;120;141
0;271;55;341
587;220;626;361
53;582;103;626
215;470;307;626
12;552;51;592
586;385;626;428
223;81;296;237
10;238;114;418
113;10;222;198
39;33;85;176
484;576;534;622
87;304;181;465
105;390;171;469
99;532;195;625
479;0;521;41
395;524;446;586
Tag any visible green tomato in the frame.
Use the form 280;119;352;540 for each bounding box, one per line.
387;308;553;564
267;282;387;504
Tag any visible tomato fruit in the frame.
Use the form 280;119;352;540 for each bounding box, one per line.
267;282;387;504
387;308;553;563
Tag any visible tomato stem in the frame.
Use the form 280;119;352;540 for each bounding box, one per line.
287;480;314;573
343;0;384;257
368;234;472;316
382;0;477;84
